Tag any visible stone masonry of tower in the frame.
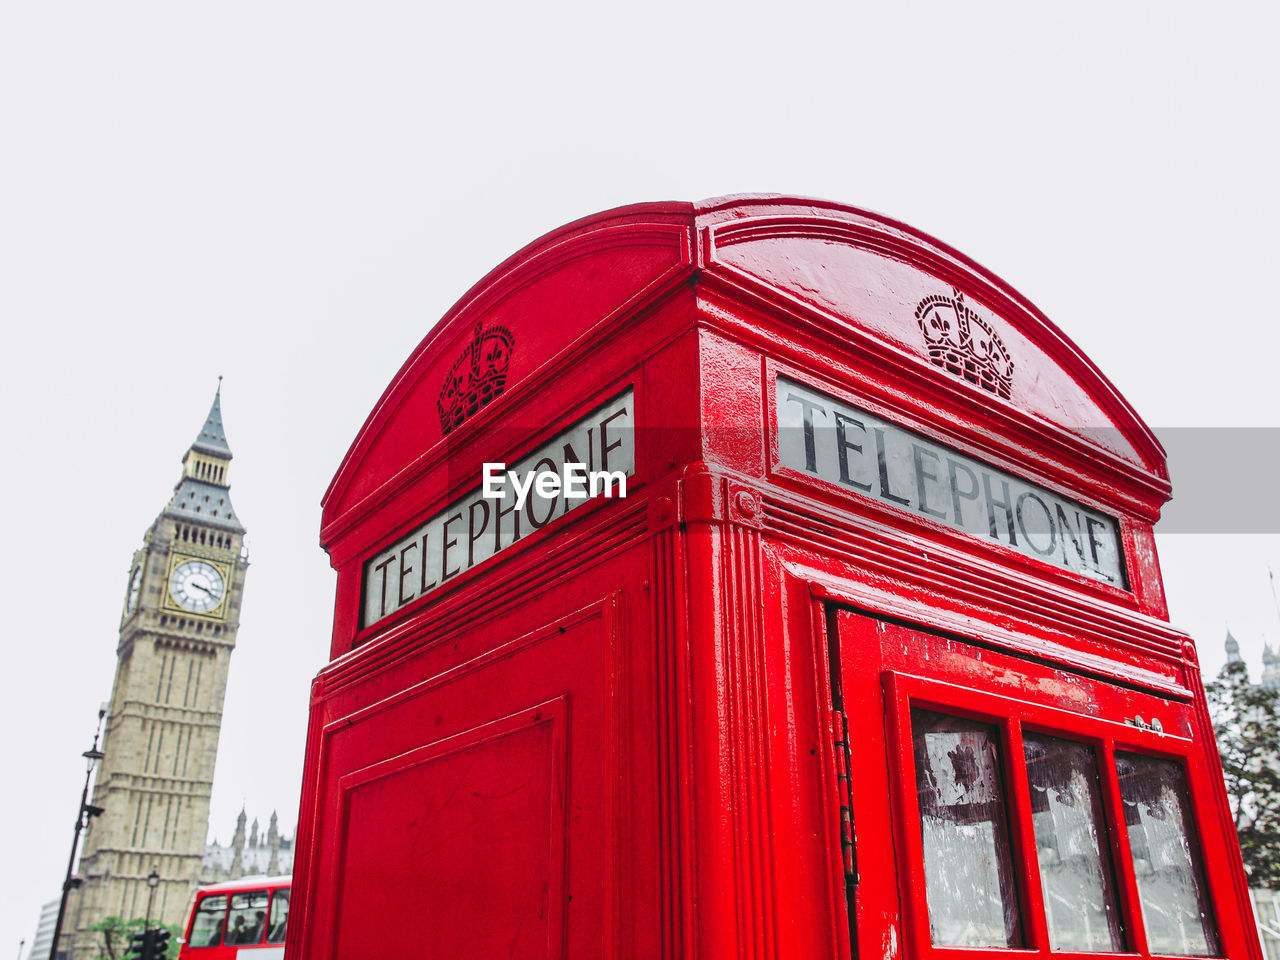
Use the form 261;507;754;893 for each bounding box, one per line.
60;387;249;960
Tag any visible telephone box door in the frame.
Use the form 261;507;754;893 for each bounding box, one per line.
829;608;1247;960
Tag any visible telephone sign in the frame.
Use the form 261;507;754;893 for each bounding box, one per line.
361;389;634;626
777;377;1124;585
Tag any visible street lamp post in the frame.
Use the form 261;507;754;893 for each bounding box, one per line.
144;870;160;928
46;708;107;960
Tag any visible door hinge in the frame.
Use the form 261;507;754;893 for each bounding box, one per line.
831;707;858;884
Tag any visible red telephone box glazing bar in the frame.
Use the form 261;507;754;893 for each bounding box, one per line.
288;197;1258;960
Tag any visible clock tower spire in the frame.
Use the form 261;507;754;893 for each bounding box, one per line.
165;380;243;538
60;384;250;960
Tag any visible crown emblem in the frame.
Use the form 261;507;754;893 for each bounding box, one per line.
437;322;516;435
915;289;1014;399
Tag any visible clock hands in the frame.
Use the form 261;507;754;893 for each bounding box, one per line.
170;561;224;612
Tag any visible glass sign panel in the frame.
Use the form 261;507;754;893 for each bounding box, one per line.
776;378;1125;587
361;390;635;628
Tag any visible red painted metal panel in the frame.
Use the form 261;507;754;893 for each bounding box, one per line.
332;700;566;958
707;219;1150;471
322;209;694;534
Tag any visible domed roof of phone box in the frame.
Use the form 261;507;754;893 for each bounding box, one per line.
322;195;1168;542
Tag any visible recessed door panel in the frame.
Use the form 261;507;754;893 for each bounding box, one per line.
334;703;563;959
303;604;615;960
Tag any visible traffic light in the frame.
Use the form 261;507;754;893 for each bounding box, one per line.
126;930;149;960
125;927;170;960
150;927;171;959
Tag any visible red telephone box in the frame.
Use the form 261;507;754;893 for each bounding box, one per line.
289;196;1257;960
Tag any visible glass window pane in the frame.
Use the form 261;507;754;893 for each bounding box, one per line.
1024;733;1125;952
267;888;290;943
1116;752;1219;956
911;708;1024;947
188;894;226;948
1260;893;1280;960
226;890;270;945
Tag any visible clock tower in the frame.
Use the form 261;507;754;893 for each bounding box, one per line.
63;384;249;960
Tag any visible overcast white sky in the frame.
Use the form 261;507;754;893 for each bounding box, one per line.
2;1;1278;952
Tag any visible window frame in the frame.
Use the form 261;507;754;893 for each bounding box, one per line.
266;886;289;943
884;670;1221;960
186;893;229;949
225;888;270;946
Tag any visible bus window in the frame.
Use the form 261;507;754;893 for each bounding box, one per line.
910;708;1023;948
1116;753;1220;956
188;895;227;948
266;889;289;943
178;879;289;960
225;890;269;945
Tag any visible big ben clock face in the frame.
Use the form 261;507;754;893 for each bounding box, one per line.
126;566;142;614
167;557;227;615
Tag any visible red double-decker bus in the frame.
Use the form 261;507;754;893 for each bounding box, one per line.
178;875;289;959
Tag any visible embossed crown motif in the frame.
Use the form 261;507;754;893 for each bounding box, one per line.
437;322;516;435
915;289;1014;399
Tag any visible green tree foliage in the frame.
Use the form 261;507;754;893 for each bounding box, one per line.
87;915;180;960
87;916;137;960
1208;659;1280;886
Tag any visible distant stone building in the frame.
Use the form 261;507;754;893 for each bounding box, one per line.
202;809;294;881
1226;630;1280;689
58;387;250;960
